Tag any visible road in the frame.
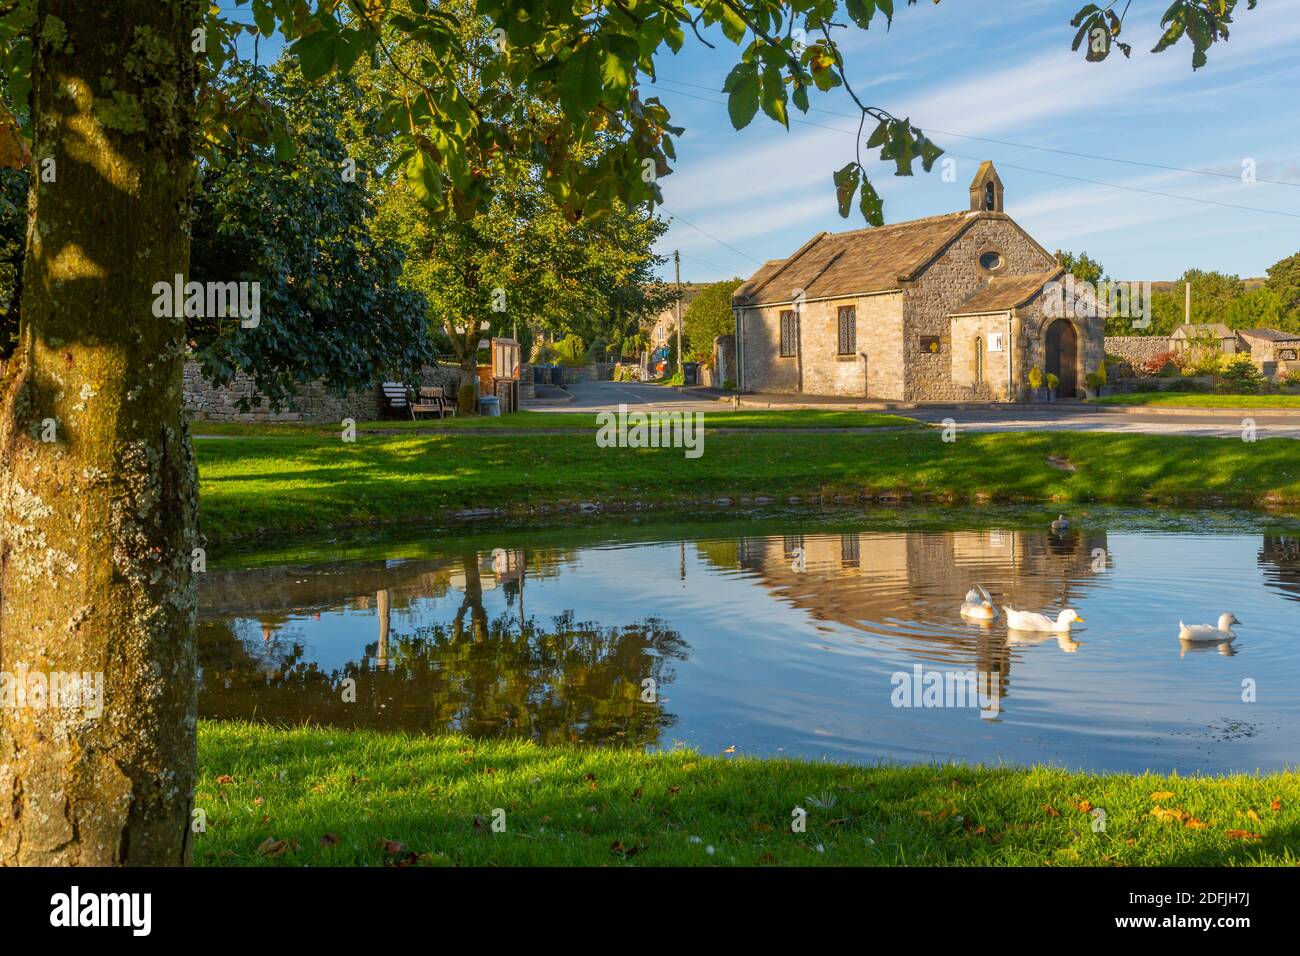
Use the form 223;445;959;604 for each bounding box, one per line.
530;380;1300;439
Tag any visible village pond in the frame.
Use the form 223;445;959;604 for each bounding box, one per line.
200;509;1300;774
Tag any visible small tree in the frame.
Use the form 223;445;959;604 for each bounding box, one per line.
683;279;744;356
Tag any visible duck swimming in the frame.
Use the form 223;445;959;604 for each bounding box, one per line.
1178;613;1240;644
1003;607;1084;633
960;585;998;621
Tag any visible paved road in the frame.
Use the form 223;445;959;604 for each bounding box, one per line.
531;379;722;413
530;380;1300;439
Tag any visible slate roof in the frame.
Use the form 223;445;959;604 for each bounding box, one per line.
1170;323;1235;339
950;269;1064;315
733;210;1013;307
1239;327;1300;342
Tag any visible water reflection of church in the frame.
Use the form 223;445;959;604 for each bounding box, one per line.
714;527;1109;712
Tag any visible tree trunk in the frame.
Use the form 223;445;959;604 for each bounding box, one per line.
458;359;477;415
0;0;199;865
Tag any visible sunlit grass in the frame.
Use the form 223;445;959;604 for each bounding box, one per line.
195;429;1300;547
190;408;920;435
1088;392;1300;408
194;721;1300;867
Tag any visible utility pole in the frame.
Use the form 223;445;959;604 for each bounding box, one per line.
1184;281;1191;325
674;250;683;375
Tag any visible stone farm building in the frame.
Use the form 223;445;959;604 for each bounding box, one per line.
731;162;1104;401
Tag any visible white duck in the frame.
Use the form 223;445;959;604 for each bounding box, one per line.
1050;514;1070;533
1003;606;1084;632
960;585;998;621
1178;613;1240;644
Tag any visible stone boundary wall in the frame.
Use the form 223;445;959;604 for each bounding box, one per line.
184;362;463;423
1104;336;1171;375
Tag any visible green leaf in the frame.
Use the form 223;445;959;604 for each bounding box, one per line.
833;162;861;219
858;178;884;226
557;41;602;124
292;30;338;81
760;65;788;127
722;61;759;130
719;5;748;45
404;149;443;206
252;0;275;37
791;82;809;114
844;0;876;30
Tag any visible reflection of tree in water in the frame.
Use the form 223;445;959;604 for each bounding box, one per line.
1259;535;1300;604
198;602;688;747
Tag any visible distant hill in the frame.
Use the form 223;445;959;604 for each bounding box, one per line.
1147;277;1267;293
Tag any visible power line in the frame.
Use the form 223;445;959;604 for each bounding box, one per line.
652;81;1300;221
653;75;1300;190
662;209;767;266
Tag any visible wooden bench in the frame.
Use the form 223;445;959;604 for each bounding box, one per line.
410;385;455;420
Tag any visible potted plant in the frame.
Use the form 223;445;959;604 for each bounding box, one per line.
1045;372;1059;401
1083;370;1105;399
1095;358;1113;396
1028;366;1046;401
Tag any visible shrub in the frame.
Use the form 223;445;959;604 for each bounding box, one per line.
1046;372;1059;391
1186;349;1225;377
1084;371;1105;390
554;333;587;366
1216;353;1266;394
1028;366;1044;389
1144;351;1178;376
1095;358;1107;386
1164;377;1211;393
531;342;556;365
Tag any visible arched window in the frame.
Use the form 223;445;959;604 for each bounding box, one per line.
984;181;996;211
974;335;984;384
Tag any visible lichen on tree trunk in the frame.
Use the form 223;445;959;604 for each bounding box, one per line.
0;0;200;865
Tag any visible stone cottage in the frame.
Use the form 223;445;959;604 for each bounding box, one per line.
731;162;1105;401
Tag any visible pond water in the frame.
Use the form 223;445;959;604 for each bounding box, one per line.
199;512;1300;774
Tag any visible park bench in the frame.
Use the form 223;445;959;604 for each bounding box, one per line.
410;385;455;420
380;381;410;419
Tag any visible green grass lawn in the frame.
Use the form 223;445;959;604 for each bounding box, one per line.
194;722;1299;866
195;428;1300;546
1088;392;1300;408
191;408;919;435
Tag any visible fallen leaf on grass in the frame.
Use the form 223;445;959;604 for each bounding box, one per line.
1271;798;1283;811
1150;790;1175;801
1246;809;1262;824
1226;829;1262;840
1076;800;1093;814
1043;804;1062;818
380;839;407;855
257;838;297;857
1184;818;1208;830
1151;807;1187;823
319;833;341;847
216;775;234;785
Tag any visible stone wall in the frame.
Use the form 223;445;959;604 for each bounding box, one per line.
951;312;1013;400
184;362;464;423
1104;336;1171;375
903;217;1058;401
738;291;904;398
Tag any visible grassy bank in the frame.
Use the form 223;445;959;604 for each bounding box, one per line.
194;722;1299;867
191;408;919;436
195;429;1300;546
1088;392;1300;408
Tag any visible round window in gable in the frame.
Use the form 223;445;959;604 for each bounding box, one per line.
979;251;1004;271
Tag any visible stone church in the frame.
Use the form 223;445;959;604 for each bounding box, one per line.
731;162;1105;401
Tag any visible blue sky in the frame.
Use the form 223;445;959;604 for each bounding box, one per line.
644;1;1300;284
230;2;1300;285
